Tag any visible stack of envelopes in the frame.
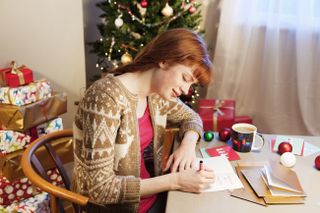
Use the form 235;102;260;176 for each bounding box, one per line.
230;161;306;206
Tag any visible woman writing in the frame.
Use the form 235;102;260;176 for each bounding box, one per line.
72;28;214;212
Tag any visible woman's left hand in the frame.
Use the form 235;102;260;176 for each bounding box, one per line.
163;131;199;172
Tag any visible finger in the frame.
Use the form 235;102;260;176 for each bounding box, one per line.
185;160;192;170
178;160;187;172
191;160;196;170
171;158;180;173
164;155;174;172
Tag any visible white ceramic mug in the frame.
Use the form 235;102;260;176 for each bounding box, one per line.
231;123;264;152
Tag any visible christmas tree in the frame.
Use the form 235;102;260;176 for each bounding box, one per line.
90;0;204;107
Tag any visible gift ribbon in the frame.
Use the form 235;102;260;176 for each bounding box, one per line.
10;61;26;85
199;100;235;131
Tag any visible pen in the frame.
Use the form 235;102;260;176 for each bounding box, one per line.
199;160;203;171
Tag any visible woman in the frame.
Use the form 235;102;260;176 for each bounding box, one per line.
72;28;214;213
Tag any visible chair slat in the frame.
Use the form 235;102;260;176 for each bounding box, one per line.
44;142;71;189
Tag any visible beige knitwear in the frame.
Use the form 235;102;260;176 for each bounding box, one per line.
71;75;203;212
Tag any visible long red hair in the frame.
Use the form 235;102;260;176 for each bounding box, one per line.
113;28;213;86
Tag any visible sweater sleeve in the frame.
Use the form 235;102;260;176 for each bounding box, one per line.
165;97;203;140
74;87;140;205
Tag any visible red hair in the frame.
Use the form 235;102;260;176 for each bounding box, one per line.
113;28;213;86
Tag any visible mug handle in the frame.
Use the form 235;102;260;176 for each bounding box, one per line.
251;133;264;151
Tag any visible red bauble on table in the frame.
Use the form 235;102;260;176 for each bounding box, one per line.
315;155;320;170
219;128;232;142
140;0;148;8
278;142;293;155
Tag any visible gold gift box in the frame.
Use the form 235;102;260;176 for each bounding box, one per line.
0;135;73;181
0;92;67;131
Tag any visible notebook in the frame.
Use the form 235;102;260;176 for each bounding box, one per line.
195;156;243;192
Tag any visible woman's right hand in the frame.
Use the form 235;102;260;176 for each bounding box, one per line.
174;167;215;193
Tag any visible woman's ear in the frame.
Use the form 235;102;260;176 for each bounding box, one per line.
158;61;169;70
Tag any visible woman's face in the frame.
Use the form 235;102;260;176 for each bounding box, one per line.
153;63;198;101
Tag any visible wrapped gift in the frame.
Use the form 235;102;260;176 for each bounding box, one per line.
0;79;51;106
2;192;50;213
0;118;63;154
0;130;31;154
0;92;67;131
0;137;73;181
234;115;253;124
27;117;64;142
0;168;63;206
198;99;235;131
0;61;34;88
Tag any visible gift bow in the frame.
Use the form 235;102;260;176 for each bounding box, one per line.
199;100;235;131
10;61;26;85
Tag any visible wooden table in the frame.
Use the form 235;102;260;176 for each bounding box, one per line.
165;134;320;213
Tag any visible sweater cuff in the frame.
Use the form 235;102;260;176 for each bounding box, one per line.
179;122;203;142
123;176;141;203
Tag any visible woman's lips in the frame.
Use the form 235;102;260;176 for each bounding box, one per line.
172;89;180;97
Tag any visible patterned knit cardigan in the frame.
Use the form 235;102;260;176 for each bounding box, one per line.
71;75;203;212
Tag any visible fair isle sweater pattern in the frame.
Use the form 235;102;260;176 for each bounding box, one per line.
71;75;203;212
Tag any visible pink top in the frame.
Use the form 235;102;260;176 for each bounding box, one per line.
138;106;157;213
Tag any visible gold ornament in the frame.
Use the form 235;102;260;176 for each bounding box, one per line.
121;52;133;64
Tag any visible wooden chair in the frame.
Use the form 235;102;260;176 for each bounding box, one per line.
21;129;89;213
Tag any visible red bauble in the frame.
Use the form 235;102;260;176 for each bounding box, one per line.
140;0;148;8
315;155;320;170
278;142;293;155
219;128;232;142
188;6;197;14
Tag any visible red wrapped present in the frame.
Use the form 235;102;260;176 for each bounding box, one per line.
234;115;253;124
198;99;235;131
0;168;63;206
0;61;33;87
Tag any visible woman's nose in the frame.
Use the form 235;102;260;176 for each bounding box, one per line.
181;84;191;95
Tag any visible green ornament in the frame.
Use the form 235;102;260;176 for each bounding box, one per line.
203;131;214;142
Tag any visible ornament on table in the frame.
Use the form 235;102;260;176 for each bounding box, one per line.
114;15;124;28
280;152;296;168
315;155;320;170
161;2;174;17
140;0;148;8
278;142;293;155
203;131;214;142
121;52;133;64
219;127;232;142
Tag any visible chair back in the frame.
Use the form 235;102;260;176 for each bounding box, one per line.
21;129;89;213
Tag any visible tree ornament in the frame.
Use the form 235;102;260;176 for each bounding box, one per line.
278;142;293;155
137;3;147;16
114;17;124;28
121;52;133;64
219;128;232;142
188;5;196;14
140;0;148;8
280;152;296;168
315;155;320;170
203;131;214;142
161;3;174;17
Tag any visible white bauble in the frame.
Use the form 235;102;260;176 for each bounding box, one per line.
161;3;173;17
280;152;296;167
114;17;124;28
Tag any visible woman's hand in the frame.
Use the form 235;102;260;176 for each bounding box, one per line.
164;130;199;172
173;167;215;193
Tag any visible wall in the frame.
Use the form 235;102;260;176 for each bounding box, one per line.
0;0;86;129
